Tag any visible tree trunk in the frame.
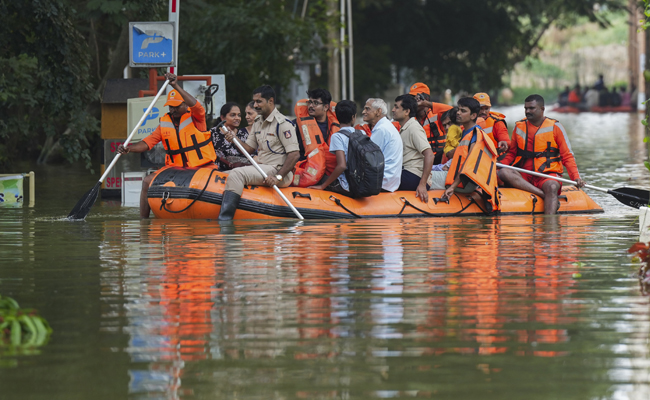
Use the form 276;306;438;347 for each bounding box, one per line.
97;23;131;103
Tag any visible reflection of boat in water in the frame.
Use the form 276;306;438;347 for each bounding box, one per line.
97;215;602;397
552;105;635;114
147;165;603;219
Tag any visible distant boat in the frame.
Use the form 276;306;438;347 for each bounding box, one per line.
552;105;636;114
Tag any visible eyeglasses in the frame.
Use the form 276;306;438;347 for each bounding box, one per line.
307;100;324;106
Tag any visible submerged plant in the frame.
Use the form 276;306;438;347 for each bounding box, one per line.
0;295;52;357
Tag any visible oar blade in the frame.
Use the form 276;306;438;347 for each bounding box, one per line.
67;181;101;220
610;187;650;209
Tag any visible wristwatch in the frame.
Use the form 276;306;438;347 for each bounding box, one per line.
275;174;283;181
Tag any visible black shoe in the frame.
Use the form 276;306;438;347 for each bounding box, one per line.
218;191;241;221
219;220;235;234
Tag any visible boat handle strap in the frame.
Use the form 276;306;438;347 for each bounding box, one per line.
292;191;312;200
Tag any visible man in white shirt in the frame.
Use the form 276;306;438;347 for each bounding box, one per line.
361;98;403;192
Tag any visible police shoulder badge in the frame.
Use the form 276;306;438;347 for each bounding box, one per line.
283;130;292;139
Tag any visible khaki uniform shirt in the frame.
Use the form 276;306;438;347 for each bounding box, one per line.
400;118;432;185
246;107;299;168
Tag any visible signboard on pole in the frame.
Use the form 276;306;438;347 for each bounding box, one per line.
127;96;168;142
129;22;176;68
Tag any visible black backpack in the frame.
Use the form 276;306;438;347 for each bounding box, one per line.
338;129;385;198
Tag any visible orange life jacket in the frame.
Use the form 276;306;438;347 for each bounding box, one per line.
354;121;401;136
160;112;216;168
478;111;508;161
511;117;563;175
420;109;446;164
478;111;506;145
355;123;372;136
445;126;499;211
292;100;340;187
292;147;329;188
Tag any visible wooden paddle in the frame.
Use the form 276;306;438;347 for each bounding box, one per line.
219;124;304;220
67;80;170;220
496;163;650;209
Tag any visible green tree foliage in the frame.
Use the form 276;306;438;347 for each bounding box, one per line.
0;0;626;169
352;0;625;99
0;0;97;169
0;0;165;171
178;0;333;108
73;0;166;92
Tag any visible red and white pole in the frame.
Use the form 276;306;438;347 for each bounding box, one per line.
168;0;179;75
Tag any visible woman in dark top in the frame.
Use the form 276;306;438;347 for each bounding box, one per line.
210;102;253;171
243;101;257;134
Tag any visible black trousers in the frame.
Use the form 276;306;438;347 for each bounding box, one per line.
398;169;430;191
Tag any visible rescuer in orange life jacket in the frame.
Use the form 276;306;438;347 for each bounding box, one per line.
117;72;217;219
473;92;510;155
295;89;339;165
409;82;452;165
442;97;500;212
291;88;340;187
498;94;586;214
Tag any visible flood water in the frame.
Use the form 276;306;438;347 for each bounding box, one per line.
1;108;650;399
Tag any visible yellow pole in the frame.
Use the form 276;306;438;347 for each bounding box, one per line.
28;171;35;207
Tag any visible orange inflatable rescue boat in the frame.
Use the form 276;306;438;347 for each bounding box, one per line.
147;165;603;219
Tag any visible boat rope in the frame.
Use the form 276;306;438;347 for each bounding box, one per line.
448;193;479;215
398;197;436;216
530;194;538;214
468;191;490;215
400;193;484;217
160;169;219;214
329;195;362;218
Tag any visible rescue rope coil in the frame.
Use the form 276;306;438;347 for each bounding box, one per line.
160;169;219;213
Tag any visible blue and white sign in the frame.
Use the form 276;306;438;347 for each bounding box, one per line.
129;22;176;67
127;96;168;141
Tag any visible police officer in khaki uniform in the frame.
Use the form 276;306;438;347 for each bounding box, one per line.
219;85;300;220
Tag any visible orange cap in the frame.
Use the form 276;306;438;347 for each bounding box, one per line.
164;90;184;107
408;82;430;96
473;92;491;107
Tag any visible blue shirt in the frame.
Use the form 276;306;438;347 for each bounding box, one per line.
463;125;478;144
370;117;403;192
329;127;351;191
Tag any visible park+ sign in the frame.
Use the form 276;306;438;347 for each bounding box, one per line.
129;22;176;67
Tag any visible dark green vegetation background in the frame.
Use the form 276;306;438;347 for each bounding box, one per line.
0;0;625;171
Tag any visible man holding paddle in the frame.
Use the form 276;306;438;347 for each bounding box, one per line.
116;72;216;219
498;94;586;214
219;85;300;220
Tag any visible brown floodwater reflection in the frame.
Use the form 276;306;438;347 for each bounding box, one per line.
0;109;649;399
83;215;639;399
